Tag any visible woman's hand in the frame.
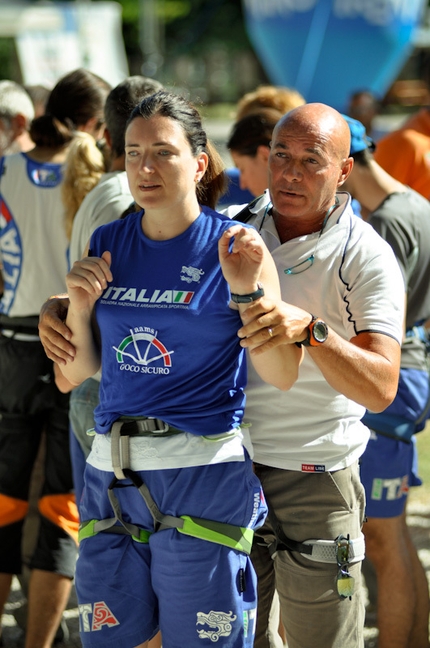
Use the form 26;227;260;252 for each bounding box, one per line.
58;251;111;384
66;251;112;313
218;225;265;294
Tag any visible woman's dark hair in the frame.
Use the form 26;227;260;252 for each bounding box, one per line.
127;90;227;209
30;68;111;148
227;108;283;157
105;76;163;159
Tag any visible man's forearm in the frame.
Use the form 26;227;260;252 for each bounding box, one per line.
309;330;401;412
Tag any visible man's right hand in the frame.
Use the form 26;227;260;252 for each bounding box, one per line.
38;296;75;365
237;298;312;351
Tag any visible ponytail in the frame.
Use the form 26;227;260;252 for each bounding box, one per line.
62;132;106;239
196;140;227;210
29;114;75;148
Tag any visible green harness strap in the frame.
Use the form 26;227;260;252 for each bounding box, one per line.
178;515;254;554
78;468;254;555
79;518;152;544
79;514;254;554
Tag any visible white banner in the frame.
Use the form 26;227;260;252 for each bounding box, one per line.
11;2;129;88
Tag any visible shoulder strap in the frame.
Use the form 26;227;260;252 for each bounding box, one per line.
233;195;262;224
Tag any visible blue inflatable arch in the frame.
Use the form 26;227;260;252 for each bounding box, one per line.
242;0;427;111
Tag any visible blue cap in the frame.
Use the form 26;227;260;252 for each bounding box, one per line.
341;114;375;156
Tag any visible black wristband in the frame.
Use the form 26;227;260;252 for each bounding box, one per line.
230;282;264;304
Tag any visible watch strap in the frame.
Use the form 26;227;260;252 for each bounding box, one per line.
296;315;329;347
295;315;316;348
230;282;265;304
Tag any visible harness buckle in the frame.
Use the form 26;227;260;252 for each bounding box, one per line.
111;418;179;480
133;418;170;434
111;421;130;479
119;417;176;436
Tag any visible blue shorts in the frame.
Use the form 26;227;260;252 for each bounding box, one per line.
362;368;430;441
76;455;267;648
360;433;422;518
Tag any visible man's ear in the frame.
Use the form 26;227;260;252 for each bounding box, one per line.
12;113;27;137
104;128;112;148
338;156;354;187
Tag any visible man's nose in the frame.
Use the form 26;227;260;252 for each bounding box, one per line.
283;160;302;181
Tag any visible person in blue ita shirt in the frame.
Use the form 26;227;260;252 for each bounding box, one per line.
58;90;301;648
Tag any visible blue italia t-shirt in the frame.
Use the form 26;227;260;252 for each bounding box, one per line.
90;206;248;436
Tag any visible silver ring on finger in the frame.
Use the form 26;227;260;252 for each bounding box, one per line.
267;327;273;338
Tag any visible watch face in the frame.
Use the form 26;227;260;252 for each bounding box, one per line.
313;320;328;342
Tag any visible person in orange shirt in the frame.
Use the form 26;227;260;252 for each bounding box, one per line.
374;57;430;199
374;127;430;199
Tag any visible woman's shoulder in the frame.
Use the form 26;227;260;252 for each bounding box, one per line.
91;209;141;242
201;204;237;226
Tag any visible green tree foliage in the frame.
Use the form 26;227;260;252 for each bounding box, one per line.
102;0;264;101
163;0;250;55
103;0;252;63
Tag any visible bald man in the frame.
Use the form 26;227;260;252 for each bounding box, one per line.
227;104;404;647
37;104;404;648
0;80;35;158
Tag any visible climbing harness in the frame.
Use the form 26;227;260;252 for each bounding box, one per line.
79;418;254;555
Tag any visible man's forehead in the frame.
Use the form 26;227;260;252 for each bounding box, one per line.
272;126;331;153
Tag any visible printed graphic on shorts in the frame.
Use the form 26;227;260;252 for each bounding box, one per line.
79;601;120;632
181;265;204;283
249;488;265;528
371;475;409;501
196;610;237;642
100;285;194;309
113;327;173;375
0;197;22;313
